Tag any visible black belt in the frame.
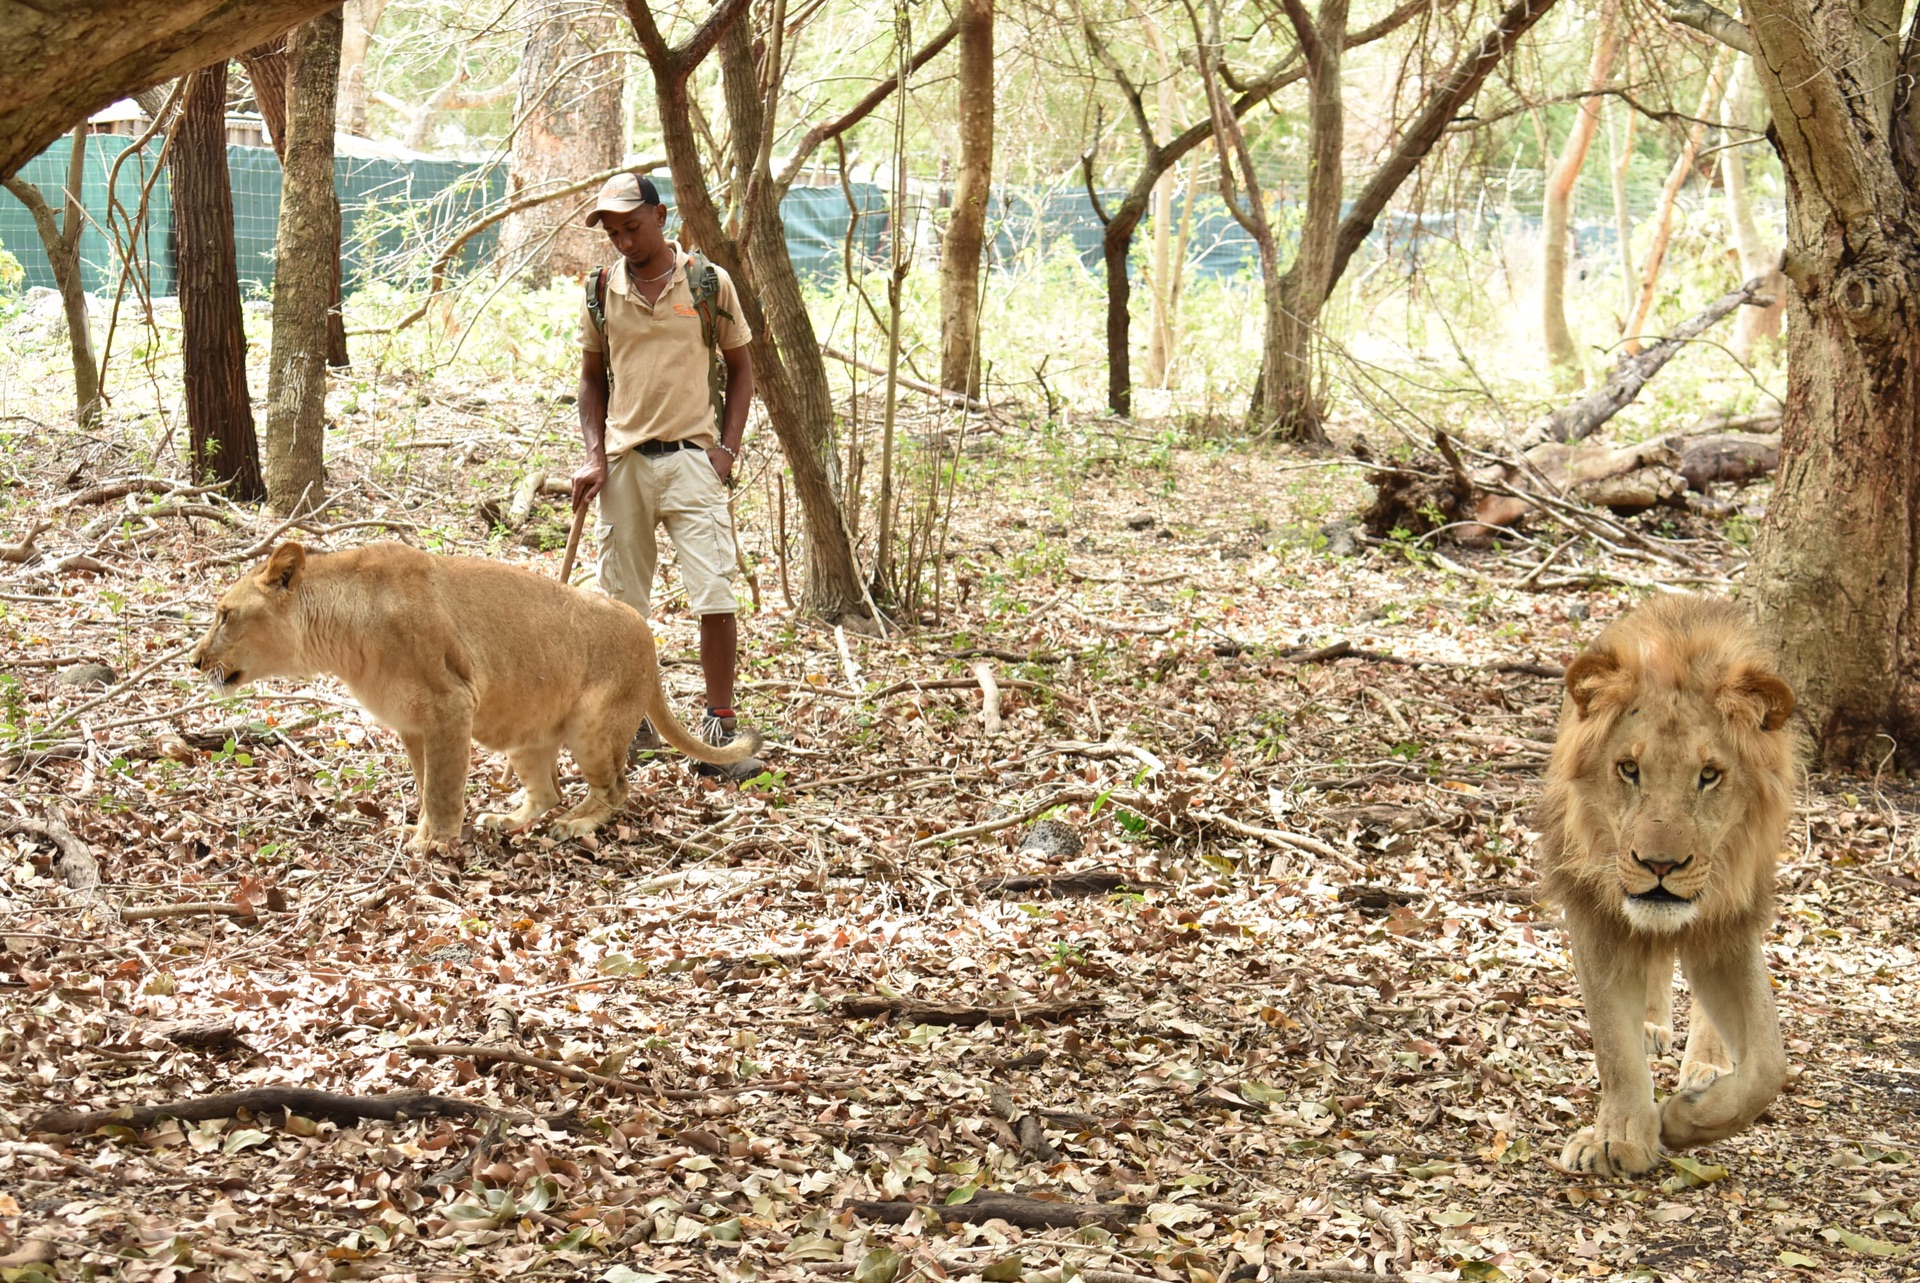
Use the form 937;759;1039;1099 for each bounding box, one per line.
634;438;704;457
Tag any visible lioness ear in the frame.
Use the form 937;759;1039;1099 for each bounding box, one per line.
261;542;306;593
1721;663;1795;732
1565;644;1631;718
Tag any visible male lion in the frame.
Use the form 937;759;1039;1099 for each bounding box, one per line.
191;542;763;851
1535;595;1797;1178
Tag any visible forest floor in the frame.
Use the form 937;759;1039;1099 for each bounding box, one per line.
0;360;1916;1283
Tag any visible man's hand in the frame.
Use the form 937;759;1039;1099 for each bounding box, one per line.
707;446;736;487
571;456;608;513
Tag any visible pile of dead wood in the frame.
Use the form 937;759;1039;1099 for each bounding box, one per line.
1362;279;1781;545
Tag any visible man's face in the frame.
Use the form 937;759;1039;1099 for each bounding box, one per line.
601;204;669;265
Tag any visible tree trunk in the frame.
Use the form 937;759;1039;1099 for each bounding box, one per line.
1540;0;1620;378
937;0;992;399
500;0;625;288
1607;95;1636;317
167;63;264;501
1262;0;1347;443
263;9;342;516
626;0;872;624
1139;9;1180;389
1742;0;1920;768
337;0;388;137
238;34;349;369
1720;57;1783;359
2;126;101;427
1622;48;1731;353
0;0;340;182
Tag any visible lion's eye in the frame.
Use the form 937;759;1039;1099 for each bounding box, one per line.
1699;765;1722;789
1617;760;1639;783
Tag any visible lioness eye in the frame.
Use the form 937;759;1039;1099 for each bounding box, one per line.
1617;760;1639;782
1699;765;1721;789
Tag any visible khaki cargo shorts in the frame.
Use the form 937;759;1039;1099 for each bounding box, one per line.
595;446;739;617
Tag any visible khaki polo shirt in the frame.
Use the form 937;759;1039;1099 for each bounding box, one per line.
577;250;753;457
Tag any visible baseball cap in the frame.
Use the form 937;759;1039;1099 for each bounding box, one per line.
585;172;663;227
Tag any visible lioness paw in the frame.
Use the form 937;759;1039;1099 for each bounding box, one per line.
476;810;535;834
1675;1060;1728;1091
1561;1124;1661;1178
1643;1022;1674;1057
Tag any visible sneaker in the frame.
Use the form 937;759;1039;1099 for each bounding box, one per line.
628;718;661;764
692;707;765;782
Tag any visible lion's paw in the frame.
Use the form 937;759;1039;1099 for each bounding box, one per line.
476;810;532;834
1560;1123;1662;1178
551;816;604;839
1675;1059;1728;1092
1644;1022;1674;1057
399;822;453;854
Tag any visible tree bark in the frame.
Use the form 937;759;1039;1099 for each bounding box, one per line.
239;34;348;369
263;9;343;516
337;0;388;137
1621;48;1731;353
0;0;339;182
937;0;993;399
1540;0;1620;378
1743;0;1920;767
625;0;875;624
500;0;625;288
2;126;101;427
167;62;264;501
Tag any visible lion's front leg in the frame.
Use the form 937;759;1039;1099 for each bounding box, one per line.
1660;940;1787;1151
1562;934;1663;1177
400;711;473;852
1644;944;1675;1056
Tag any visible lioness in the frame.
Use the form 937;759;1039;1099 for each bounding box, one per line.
1535;595;1797;1178
191;542;763;851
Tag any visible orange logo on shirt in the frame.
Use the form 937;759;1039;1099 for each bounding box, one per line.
673;303;698;317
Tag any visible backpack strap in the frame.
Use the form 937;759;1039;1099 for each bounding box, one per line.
586;263;614;393
686;252;732;439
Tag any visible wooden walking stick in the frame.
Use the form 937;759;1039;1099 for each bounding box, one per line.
558;500;589;585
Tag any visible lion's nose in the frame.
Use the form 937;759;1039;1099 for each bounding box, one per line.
1634;853;1690;880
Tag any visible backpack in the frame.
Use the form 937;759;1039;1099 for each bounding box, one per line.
586;251;732;439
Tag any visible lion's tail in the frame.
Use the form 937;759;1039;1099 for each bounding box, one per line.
652;706;764;766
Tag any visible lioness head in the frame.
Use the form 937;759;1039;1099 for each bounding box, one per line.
1548;598;1796;935
191;543;309;693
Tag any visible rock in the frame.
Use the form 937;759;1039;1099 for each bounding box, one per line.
56;663;116;690
1319;519;1359;557
1124;512;1155;531
1018;819;1083;859
1567;602;1590;622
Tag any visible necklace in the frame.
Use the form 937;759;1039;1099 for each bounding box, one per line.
632;259;675;283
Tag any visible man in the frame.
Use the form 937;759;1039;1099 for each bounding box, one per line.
569;172;762;781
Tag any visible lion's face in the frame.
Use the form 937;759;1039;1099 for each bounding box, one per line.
1551;602;1796;936
190;544;308;694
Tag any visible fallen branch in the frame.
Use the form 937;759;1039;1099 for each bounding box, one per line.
32;1088;485;1135
990;1083;1058;1164
981;870;1148;898
1;519;49;562
845;1190;1139;1229
839;994;1098;1026
973;662;1003;734
822;344;987;412
409;1042;664;1096
1537;277;1768;445
1;814;101;897
56;477;204;510
120;900;278;923
913;788;1097;848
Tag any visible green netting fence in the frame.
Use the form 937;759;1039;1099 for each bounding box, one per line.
3;135;1729;302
